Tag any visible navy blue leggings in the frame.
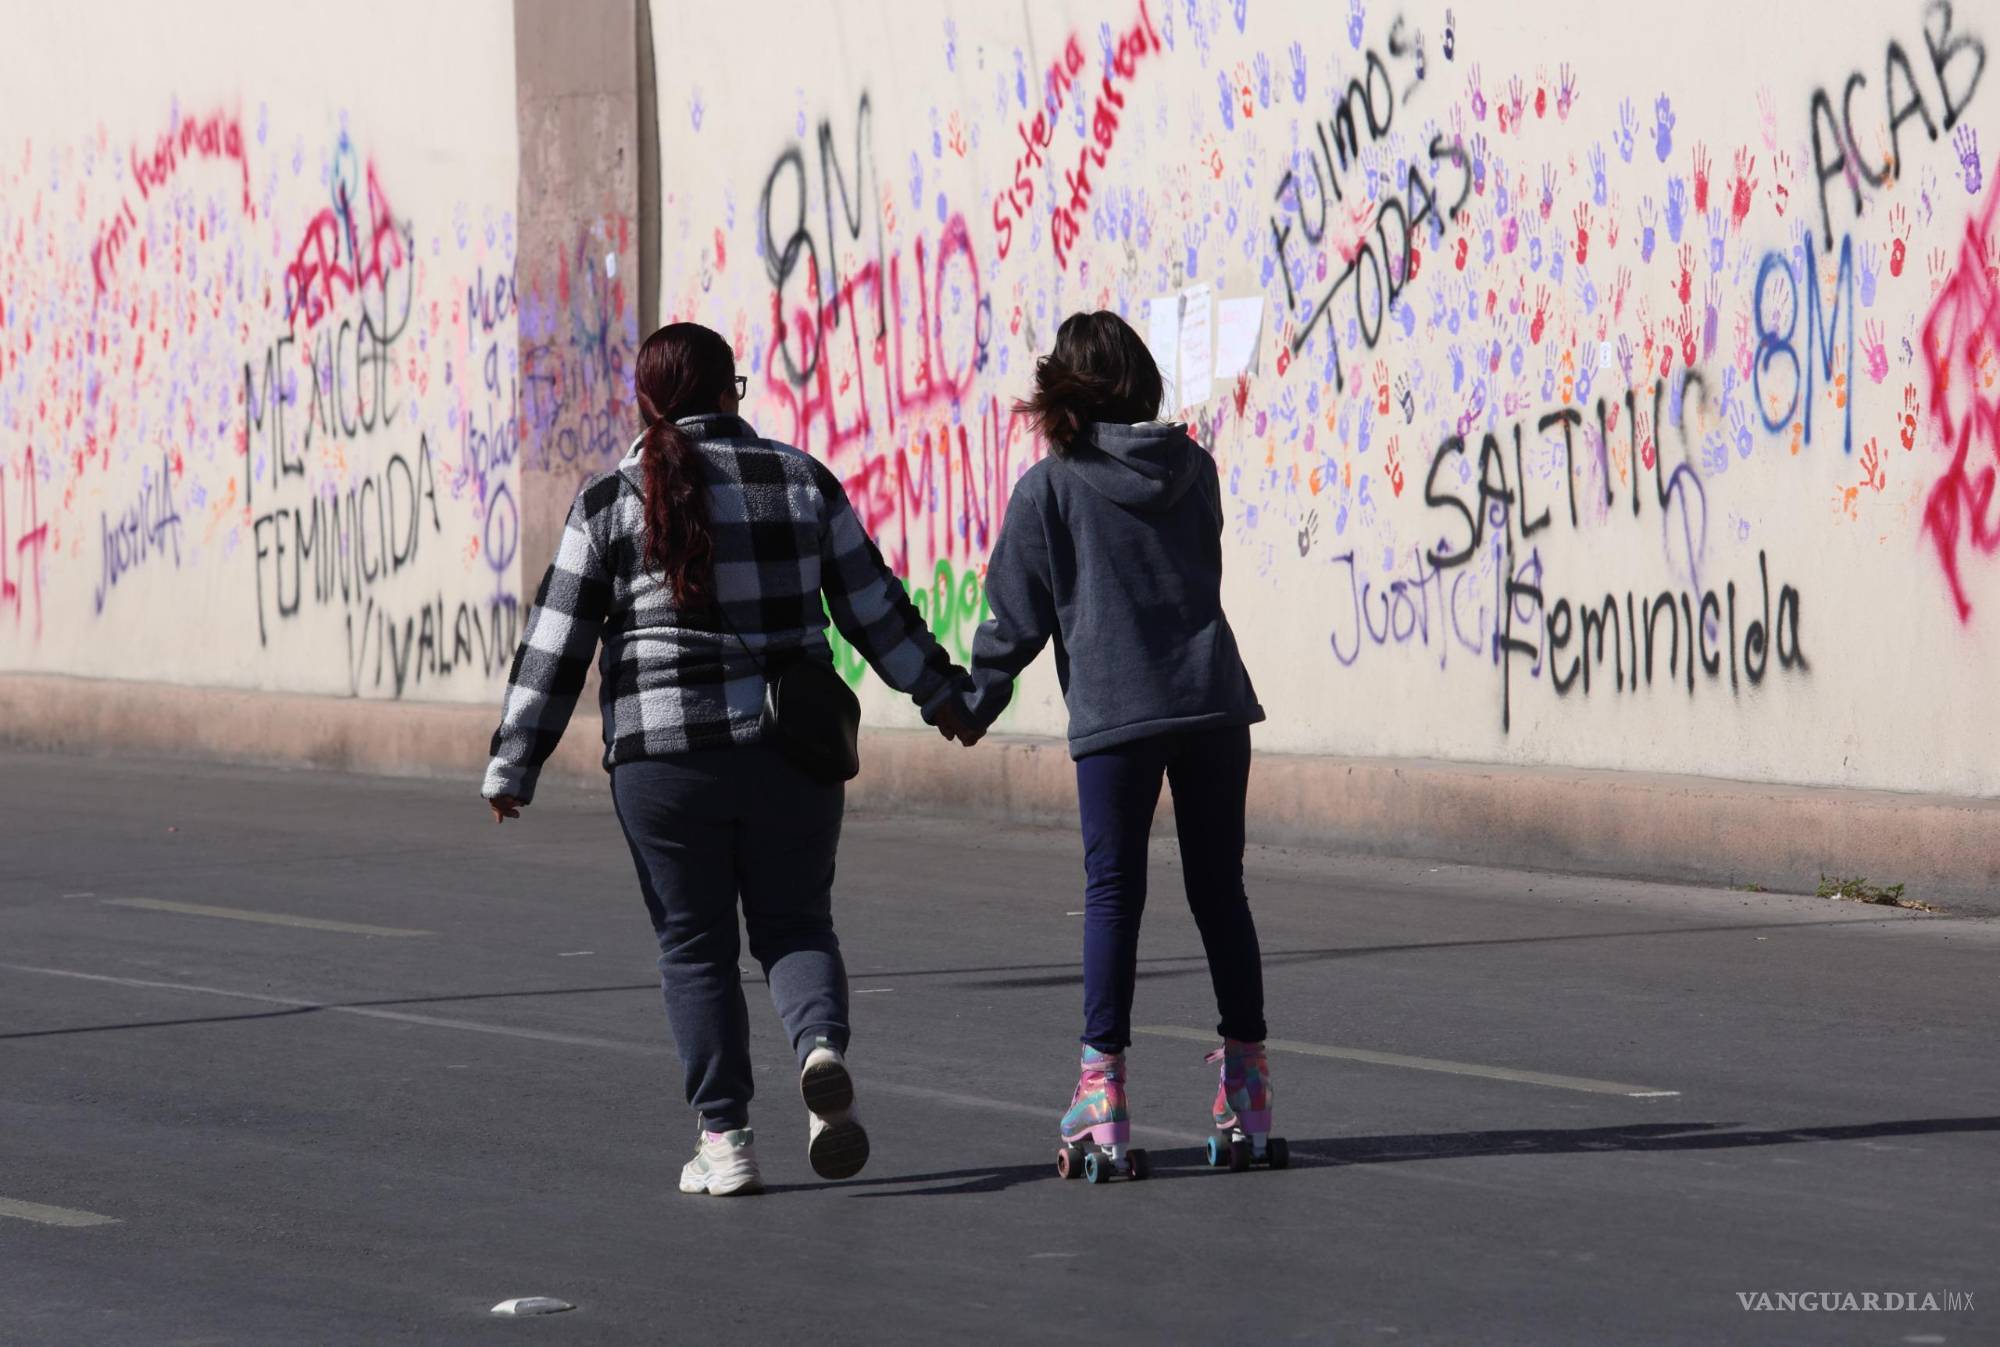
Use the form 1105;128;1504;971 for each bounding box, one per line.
1074;724;1266;1052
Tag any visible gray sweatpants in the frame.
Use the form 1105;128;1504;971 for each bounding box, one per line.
610;746;848;1132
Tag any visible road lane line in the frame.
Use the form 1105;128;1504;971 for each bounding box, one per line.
0;1196;119;1227
1134;1025;1679;1098
101;898;432;937
0;964;1206;1145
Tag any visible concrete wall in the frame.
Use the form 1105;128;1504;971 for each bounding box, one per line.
0;0;522;703
5;0;1998;813
648;0;2000;797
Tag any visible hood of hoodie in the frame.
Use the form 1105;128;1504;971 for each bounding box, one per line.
1060;421;1203;512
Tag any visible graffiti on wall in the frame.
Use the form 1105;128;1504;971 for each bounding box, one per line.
655;0;1996;788
1;84;519;700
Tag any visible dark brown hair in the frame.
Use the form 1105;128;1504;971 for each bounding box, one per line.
634;322;733;607
1015;310;1165;454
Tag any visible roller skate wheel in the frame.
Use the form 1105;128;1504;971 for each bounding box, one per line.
1127;1147;1151;1180
1266;1136;1290;1170
1056;1143;1085;1180
1082;1150;1109;1184
1205;1134;1228;1168
1228;1137;1253;1172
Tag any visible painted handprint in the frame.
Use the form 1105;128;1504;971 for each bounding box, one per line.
1691;142;1711;212
1614;98;1637;162
1604;198;1620;250
1504;75;1526;133
1857;242;1880;306
1673;309;1697;372
1557;63;1578;120
1665;176;1688;242
1728;148;1758;230
1530;283;1551;344
1654;94;1675;162
1900;383;1919;450
1757;88;1778;151
1535;67;1549;119
1769;150;1793;217
1702;275;1721;357
1955;125;1982;194
1859;437;1886;493
1677;243;1694;306
1889;203;1909;276
1589;143;1608;206
1348;0;1365;49
1443;7;1455;60
1573;202;1590;264
1539;163;1557;219
1253;52;1273;108
1468;63;1486;121
1216;69;1236;130
1863;319;1888;383
1639;196;1658;262
1288;41;1308;102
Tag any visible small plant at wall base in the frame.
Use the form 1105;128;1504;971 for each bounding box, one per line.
1816;875;1932;912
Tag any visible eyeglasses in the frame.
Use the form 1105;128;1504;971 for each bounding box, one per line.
732;375;748;398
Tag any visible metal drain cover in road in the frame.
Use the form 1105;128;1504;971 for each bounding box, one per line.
491;1297;575;1317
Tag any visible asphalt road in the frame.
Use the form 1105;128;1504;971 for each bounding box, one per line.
0;749;1994;1345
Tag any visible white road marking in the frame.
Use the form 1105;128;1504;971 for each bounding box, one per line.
61;892;95;898
0;1195;119;1227
1134;1025;1679;1098
102;898;431;937
853;987;894;994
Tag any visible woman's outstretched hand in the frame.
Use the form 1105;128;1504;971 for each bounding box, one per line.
488;794;524;823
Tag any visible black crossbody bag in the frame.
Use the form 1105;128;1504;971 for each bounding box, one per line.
716;606;862;784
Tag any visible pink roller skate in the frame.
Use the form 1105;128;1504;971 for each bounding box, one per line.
1054;1046;1151;1183
1205;1039;1289;1172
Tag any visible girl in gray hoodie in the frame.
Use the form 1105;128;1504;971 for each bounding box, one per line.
954;310;1284;1178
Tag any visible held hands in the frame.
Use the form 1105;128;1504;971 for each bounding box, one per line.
932;700;986;748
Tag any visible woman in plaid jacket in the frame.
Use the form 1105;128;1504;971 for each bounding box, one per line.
483;322;975;1196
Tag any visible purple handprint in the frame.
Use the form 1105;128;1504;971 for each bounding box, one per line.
1540;164;1557;219
1706;206;1726;270
1216;69;1236;130
1589;143;1608;206
1254;51;1273;107
1443;7;1455;60
1665;177;1688;243
1615;98;1637;163
1955;125;1982;195
1232;0;1248;32
1348;0;1365;49
1288;41;1308;102
1653;94;1675;163
1468;63;1486;121
1857;241;1880;306
1639;196;1659;262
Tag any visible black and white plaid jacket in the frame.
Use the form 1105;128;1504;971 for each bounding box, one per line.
483;414;961;802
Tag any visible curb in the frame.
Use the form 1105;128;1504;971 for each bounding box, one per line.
3;673;1995;914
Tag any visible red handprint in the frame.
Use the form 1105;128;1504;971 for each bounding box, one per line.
1674;309;1696;370
1573;202;1591;264
1605;194;1621;249
1728;148;1758;230
1860;436;1886;492
1677;243;1693;305
1692;142;1711;212
1770;150;1793;217
1375;360;1391;414
1889;204;1910;277
1455;234;1469;269
1900;383;1918;449
1530;284;1550;344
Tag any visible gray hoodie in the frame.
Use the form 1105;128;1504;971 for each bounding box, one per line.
963;421;1264;756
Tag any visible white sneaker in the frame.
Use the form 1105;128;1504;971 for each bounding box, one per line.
678;1128;764;1196
800;1039;870;1180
